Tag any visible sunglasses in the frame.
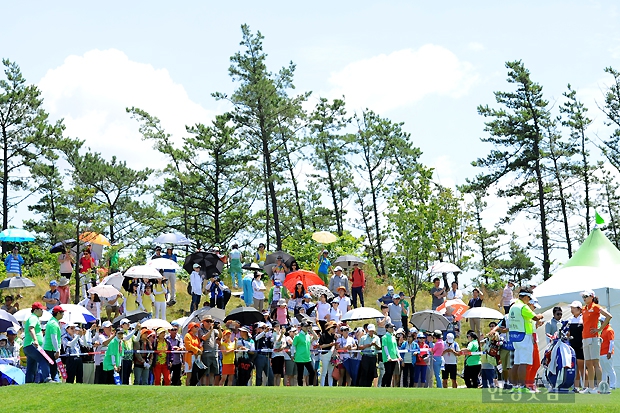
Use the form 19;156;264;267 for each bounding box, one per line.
203;320;214;323
554;313;562;316
582;295;591;300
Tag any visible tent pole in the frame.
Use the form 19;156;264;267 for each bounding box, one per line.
608;287;611;310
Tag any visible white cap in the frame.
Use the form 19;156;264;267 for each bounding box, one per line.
102;321;112;328
367;324;376;331
332;297;340;304
334;266;343;272
387;285;394;292
446;333;454;343
0;334;7;341
570;300;583;308
581;289;595;298
120;318;130;325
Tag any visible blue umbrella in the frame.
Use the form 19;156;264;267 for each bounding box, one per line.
342;357;361;385
0;228;36;242
0;309;19;332
0;364;25;385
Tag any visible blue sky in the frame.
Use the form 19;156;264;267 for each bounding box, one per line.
2;1;620;283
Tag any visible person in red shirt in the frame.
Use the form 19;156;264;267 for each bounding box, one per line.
599;316;616;389
581;290;612;393
349;263;365;308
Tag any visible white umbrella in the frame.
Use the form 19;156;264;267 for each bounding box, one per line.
410;310;449;331
14;308;52;323
153;232;192;246
88;284;120;298
60;304;96;324
147;259;181;271
101;272;124;291
141;318;173;330
461;307;504;320
171;316;188;327
427;262;462;274
341;307;385;321
125;265;163;279
333;255;366;268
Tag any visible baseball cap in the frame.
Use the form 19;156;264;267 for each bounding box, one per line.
6;327;18;335
52;305;64;315
446;333;455;343
31;302;45;310
278;298;287;306
322;249;329;254
387;285;394;292
102;321;113;328
303;293;311;299
239;326;250;333
529;298;541;309
0;334;7;341
193;263;201;268
120;318;130;325
49;280;58;286
274;280;282;286
155;246;162;250
332;297;340;304
417;332;425;338
581;289;595;298
393;295;401;300
570;300;583;308
367;324;376;331
334;266;343;272
385;323;395;329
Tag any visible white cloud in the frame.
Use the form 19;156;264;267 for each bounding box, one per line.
38;49;214;171
468;42;485;52
326;44;478;113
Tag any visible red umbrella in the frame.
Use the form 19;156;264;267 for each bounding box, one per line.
283;270;325;291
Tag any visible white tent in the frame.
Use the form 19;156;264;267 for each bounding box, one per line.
536;228;620;377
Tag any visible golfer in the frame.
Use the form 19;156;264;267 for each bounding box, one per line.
580;290;612;393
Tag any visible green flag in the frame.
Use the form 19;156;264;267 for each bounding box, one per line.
595;210;605;225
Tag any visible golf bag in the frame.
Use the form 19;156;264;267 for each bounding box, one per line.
541;336;576;391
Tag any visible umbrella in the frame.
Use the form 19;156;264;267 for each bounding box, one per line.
264;251;295;267
427;261;462;274
224;307;263;326
283;270;324;291
183;252;224;277
410;310;449;332
141;318;173;330
79;232;111;246
295;313;315;324
341;307;385;322
0;276;36;290
242;262;262;271
112;310;149;326
49;239;77;254
0;228;35;243
182;307;226;335
153;232;192;246
333;255;365;268
436;299;469;321
0;309;19;332
0;364;25;385
59;304;96;324
13;308;52;323
171;316;188;328
124;265;164;279
342;358;361;385
147;259;181;271
312;231;338;244
461;307;504;320
101;272;124;291
307;285;334;300
87;284;120;298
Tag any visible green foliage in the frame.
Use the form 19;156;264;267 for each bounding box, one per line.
600;67;620;173
281;229;364;271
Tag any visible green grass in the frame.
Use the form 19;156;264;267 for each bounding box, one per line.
3;385;618;412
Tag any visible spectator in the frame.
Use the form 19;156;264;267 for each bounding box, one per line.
398;292;411;334
42;280;61;311
508;289;543;392
153;327;171;386
43;305;64;381
62;324;85;383
4;327;20;366
162;247;178;305
464;332;481;388
467;288;484;337
151;246;163;259
254;243;267;266
1;295;19;315
328;266;349;295
414;332;429;387
336;286;352;315
292;322;317;386
377;285;396;306
189;263;203;313
152;278;168;319
252;271;267;311
431;330;444;388
4;246;24;277
78;250;96;299
315;294;330;329
102;328;123;384
600;316;616;390
253;322;274;386
349;262;365;308
580;289;612;393
567;300;585;390
199;315;220;386
228;243;243;289
336;325;357;386
58;247;75;279
271;323;286;386
235;326;255;386
317;250;331;284
118;318;138;385
387;295;403;330
381;323;401;387
90;321;115;384
318;321;337;386
23;302;51;383
268;281;290;311
447;282;463;300
328;298;342;323
442;332;460;388
242;269;257;307
220;330;236;386
291;281;306;310
275;299;289;327
184;322;203;386
502;281;515;314
271;256;288;285
133;328;154;385
358;324;381;387
140;284;154;315
57;277;71;304
545;306;563;343
167;324;184;386
430;278;446;310
104;293;122;321
400;331;420;387
481;333;499;388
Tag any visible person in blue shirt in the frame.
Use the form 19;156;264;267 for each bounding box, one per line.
162;247;178;305
317;250;331;284
4;247;24;277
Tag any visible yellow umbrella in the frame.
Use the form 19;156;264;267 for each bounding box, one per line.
312;231;338;244
79;231;111;246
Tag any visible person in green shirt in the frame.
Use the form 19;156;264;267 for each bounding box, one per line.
43;305;65;381
381;323;401;387
103;328;123;384
464;332;481;388
398;292;411;333
23;302;53;383
292;322;318;386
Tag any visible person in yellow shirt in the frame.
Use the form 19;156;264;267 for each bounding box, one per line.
153;328;171;386
184;323;203;386
153;279;168;320
124;283;140;314
140;284;154;315
220;330;236;386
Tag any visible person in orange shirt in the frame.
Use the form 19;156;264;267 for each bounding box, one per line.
599;316;616;390
580;290;612;393
184;322;203;386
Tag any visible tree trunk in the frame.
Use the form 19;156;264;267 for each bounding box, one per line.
368;173;386;276
548;131;573;258
581;129;591;234
281;134;305;231
322;140;343;235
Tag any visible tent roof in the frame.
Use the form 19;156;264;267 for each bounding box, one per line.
562;228;620;268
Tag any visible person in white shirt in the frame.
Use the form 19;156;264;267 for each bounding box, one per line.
336;287;352;315
502;281;515;314
328;298;342;323
336;325;357;386
189;263;203;313
446;282;463;300
252;272;266;311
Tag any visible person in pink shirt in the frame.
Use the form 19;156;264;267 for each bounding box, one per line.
431;330;445;388
57;277;71;304
276;299;289;327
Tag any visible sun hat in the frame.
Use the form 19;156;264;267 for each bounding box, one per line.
239;326;250;333
385;323;395;329
222;329;232;336
278;298;287;306
156;327;167;335
570;300;583;308
58;277;70;287
187;322;200;331
337;286;346;291
325;321;337;330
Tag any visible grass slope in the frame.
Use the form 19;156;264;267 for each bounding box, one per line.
3;385;618;413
